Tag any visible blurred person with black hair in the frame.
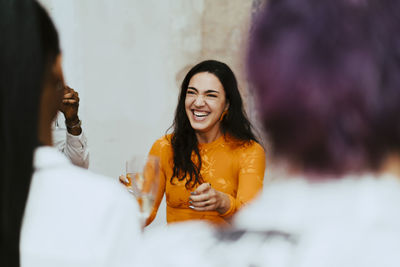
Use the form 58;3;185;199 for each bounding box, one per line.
0;1;140;266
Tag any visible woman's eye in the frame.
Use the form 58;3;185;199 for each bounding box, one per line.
187;90;196;95
207;94;217;98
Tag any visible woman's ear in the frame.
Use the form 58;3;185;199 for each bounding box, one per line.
224;101;230;112
220;102;230;121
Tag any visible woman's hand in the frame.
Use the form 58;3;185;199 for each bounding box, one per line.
188;183;231;214
119;175;130;186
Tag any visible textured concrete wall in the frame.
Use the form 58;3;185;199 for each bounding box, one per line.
200;0;266;140
202;0;253;94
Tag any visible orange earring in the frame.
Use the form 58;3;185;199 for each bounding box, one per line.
220;110;228;121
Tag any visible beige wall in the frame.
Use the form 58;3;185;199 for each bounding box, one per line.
200;0;267;145
202;0;252;96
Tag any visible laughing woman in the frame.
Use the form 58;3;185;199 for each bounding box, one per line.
147;60;265;226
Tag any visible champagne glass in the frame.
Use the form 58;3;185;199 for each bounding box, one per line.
126;155;160;226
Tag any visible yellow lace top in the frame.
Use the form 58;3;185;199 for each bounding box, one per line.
147;134;266;226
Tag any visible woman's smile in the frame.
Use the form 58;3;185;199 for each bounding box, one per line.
192;109;210;121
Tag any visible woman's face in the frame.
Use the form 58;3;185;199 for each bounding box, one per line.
185;72;228;135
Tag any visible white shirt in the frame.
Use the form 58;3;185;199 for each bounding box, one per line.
53;112;89;169
20;146;141;267
233;174;400;267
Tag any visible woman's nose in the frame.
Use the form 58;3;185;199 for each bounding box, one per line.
194;95;205;106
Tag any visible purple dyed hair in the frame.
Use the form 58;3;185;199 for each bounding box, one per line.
248;0;400;176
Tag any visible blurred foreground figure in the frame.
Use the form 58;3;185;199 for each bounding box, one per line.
138;0;400;266
0;1;140;266
242;0;400;266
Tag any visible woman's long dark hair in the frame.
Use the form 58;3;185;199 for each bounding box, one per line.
170;60;258;189
0;1;60;265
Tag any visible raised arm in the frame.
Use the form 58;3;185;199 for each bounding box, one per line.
55;86;89;168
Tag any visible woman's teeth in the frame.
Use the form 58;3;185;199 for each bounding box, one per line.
194;111;208;117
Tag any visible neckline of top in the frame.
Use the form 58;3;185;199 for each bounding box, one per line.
198;134;227;150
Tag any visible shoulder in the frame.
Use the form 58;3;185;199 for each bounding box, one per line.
150;134;173;155
227;136;265;157
152;134;173;148
236;174;400;230
246;141;265;154
226;138;266;172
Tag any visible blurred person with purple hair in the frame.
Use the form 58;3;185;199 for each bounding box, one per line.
233;0;400;266
135;0;400;267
